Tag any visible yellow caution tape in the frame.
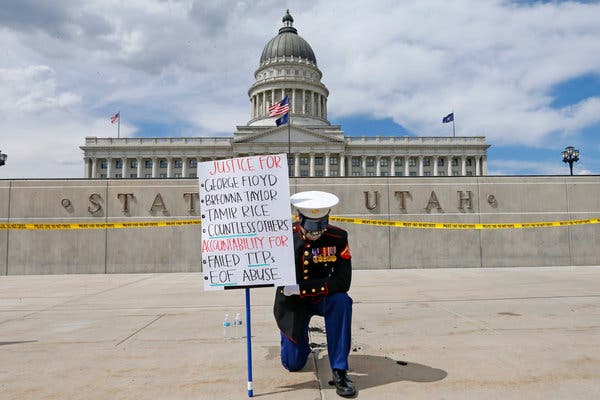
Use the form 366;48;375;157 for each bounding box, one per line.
0;220;201;230
0;217;598;231
329;216;600;229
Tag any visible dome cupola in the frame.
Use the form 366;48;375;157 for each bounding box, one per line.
259;10;317;66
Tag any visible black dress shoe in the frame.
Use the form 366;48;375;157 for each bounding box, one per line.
331;369;356;397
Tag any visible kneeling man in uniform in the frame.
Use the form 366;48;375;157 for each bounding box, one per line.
273;191;356;397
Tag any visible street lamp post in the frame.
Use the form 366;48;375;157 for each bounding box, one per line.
561;146;579;176
0;150;7;167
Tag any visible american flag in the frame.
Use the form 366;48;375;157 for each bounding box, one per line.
110;112;120;124
268;96;289;117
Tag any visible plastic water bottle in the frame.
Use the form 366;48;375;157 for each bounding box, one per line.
234;313;243;338
223;314;231;339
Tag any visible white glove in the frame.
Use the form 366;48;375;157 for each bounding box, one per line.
283;284;300;296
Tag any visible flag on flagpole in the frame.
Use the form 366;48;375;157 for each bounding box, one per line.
442;113;454;123
276;113;289;126
268;96;289;117
110;112;120;124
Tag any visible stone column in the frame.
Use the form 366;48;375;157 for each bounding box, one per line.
361;156;367;176
137;157;142;178
302;90;306;114
182;157;188;178
375;156;381;176
309;153;315;177
90;158;97;178
433;156;438;176
447;156;452;176
167;157;173;178
152;157;158;178
317;94;321;117
121;157;128;179
291;89;296;114
418;156;424;176
294;153;300;177
482;156;487;175
461;156;467;176
323;98;327;119
311;92;315;117
106;157;112;179
475;156;481;176
404;156;410;176
340;154;345;177
325;153;330;177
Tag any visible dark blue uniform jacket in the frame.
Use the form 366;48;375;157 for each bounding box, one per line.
273;223;352;343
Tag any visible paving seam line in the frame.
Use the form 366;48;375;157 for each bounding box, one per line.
115;313;165;347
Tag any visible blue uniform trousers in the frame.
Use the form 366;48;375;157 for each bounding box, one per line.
280;292;353;371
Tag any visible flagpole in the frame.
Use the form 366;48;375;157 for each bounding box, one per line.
452;110;455;137
287;113;291;158
118;111;121;139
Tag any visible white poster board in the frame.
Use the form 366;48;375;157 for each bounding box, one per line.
199;154;296;290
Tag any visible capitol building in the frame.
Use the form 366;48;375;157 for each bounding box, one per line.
81;11;489;179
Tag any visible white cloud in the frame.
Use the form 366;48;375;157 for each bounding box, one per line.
1;0;600;177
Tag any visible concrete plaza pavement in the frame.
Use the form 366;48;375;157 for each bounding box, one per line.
1;267;599;400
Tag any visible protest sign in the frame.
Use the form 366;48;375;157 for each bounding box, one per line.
199;154;296;290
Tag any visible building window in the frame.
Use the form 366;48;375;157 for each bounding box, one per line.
452;158;458;166
300;170;309;177
352;171;360;176
330;157;338;165
189;173;197;178
466;158;473;166
100;161;107;169
381;171;388;176
115;173;122;179
409;172;417;176
115;160;123;169
351;158;360;167
130;160;138;168
394;158;403;166
175;173;182;178
366;157;375;167
367;172;375;176
189;159;197;168
100;173;107;178
437;158;444;167
175;159;183;168
300;157;309;165
409;158;416;167
288;157;294;165
452;171;459;176
315;170;324;177
424;171;431;176
380;158;388;167
331;170;339;176
315;157;323;165
159;160;168;168
159;173;167;178
438;171;446;176
466;171;473;176
130;173;137;178
145;173;152;178
145;160;153;168
395;171;403;176
423;158;430;167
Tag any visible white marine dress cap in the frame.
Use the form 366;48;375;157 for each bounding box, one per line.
290;191;339;219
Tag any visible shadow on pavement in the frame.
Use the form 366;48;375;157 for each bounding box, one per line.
347;354;447;390
256;351;446;397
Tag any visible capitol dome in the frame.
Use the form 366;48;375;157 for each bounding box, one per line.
259;10;317;65
248;10;330;127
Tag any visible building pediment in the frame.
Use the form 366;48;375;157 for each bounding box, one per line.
234;125;344;144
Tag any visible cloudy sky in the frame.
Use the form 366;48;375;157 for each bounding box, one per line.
1;0;599;178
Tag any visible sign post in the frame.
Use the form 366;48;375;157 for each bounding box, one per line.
198;154;296;397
